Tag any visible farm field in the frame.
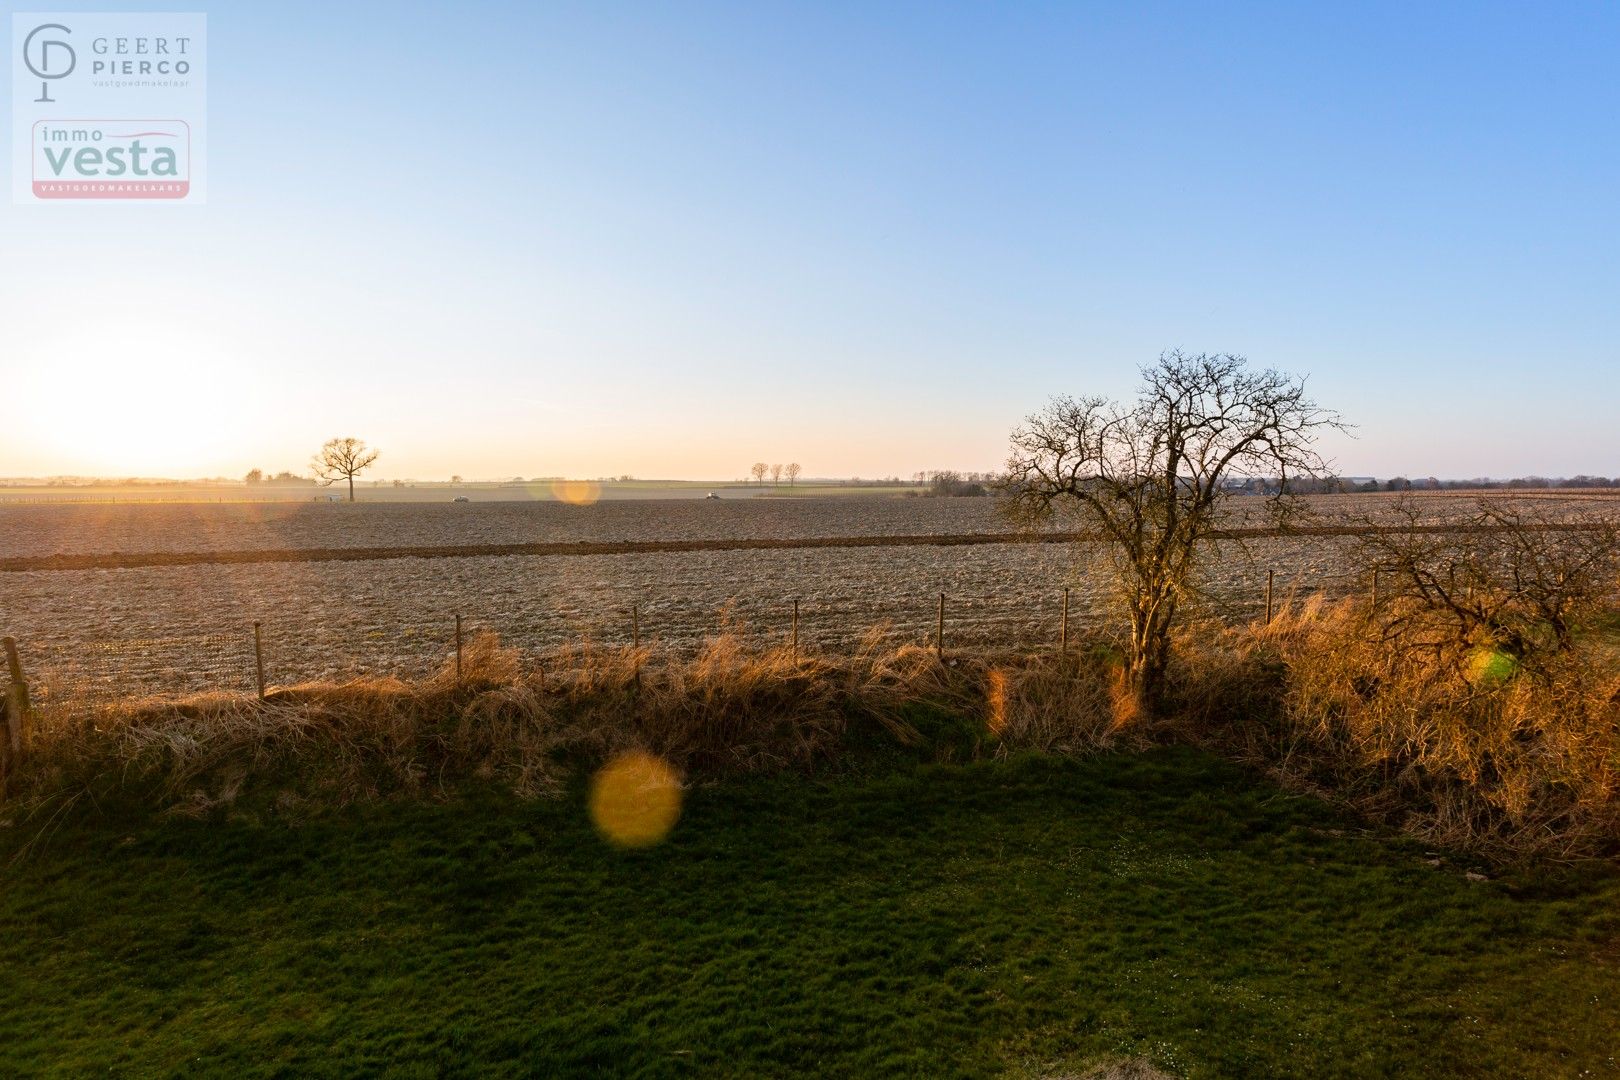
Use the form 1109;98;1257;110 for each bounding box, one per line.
5;489;1616;561
7;537;1348;697
1;750;1617;1078
3;492;1617;703
0;495;1006;559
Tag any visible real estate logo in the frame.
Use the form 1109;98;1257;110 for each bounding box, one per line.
12;12;206;203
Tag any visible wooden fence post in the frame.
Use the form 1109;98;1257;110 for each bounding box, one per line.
1061;588;1070;651
3;637;32;769
1265;569;1275;625
455;614;463;682
253;622;266;701
936;593;946;661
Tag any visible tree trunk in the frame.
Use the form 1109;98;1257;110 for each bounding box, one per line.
1125;591;1175;716
348;474;355;502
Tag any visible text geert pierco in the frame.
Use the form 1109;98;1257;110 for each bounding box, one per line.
12;12;208;203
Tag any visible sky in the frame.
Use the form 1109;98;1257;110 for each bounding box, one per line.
1;1;1616;481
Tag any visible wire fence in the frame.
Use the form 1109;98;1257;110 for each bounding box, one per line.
19;633;261;713
3;561;1380;729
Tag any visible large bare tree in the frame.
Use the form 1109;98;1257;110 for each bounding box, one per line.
1004;351;1343;709
312;437;380;502
751;462;769;485
785;462;802;486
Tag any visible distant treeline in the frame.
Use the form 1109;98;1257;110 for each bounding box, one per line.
1230;475;1620;495
914;470;991;497
4;472;1617;494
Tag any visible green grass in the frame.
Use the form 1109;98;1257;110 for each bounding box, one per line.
2;748;1617;1077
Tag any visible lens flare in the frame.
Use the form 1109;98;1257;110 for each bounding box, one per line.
986;668;1008;735
1107;664;1142;731
550;479;602;506
1466;647;1518;686
589;751;682;848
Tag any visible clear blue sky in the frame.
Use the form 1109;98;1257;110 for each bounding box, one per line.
3;1;1616;480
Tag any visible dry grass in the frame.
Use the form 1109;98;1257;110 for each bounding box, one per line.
1175;596;1620;859
5;629;1126;821
10;603;1619;860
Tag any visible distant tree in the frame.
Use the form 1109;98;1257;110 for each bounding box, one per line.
244;468;263;485
771;463;783;485
786;462;802;486
450;475;464;484
926;470;986;497
312;437;380;503
1004;351;1343;711
751;462;769;485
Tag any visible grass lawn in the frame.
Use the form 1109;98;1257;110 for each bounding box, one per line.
1;748;1616;1077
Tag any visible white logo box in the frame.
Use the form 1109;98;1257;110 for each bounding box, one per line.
12;12;207;204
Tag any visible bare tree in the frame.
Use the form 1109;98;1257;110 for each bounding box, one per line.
786;462;802;486
243;468;263;485
751;462;769;485
312;437;381;502
770;463;783;485
1004;351;1343;709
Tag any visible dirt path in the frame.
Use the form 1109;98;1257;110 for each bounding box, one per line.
3;521;1608;572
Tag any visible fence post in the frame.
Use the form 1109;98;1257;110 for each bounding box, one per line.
3;637;31;765
253;621;266;702
936;593;946;661
455;613;463;682
791;598;799;665
1061;588;1070;651
1265;569;1275;625
632;602;642;686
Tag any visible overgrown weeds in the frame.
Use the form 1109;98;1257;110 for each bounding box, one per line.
5;629;1127;825
9;597;1620;861
1176;596;1620;859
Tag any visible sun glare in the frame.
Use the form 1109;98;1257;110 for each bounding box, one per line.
12;328;264;476
549;479;602;506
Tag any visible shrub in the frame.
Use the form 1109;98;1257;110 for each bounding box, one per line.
1176;598;1620;858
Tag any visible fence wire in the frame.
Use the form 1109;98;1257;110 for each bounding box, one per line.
6;561;1384;714
21;633;259;719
